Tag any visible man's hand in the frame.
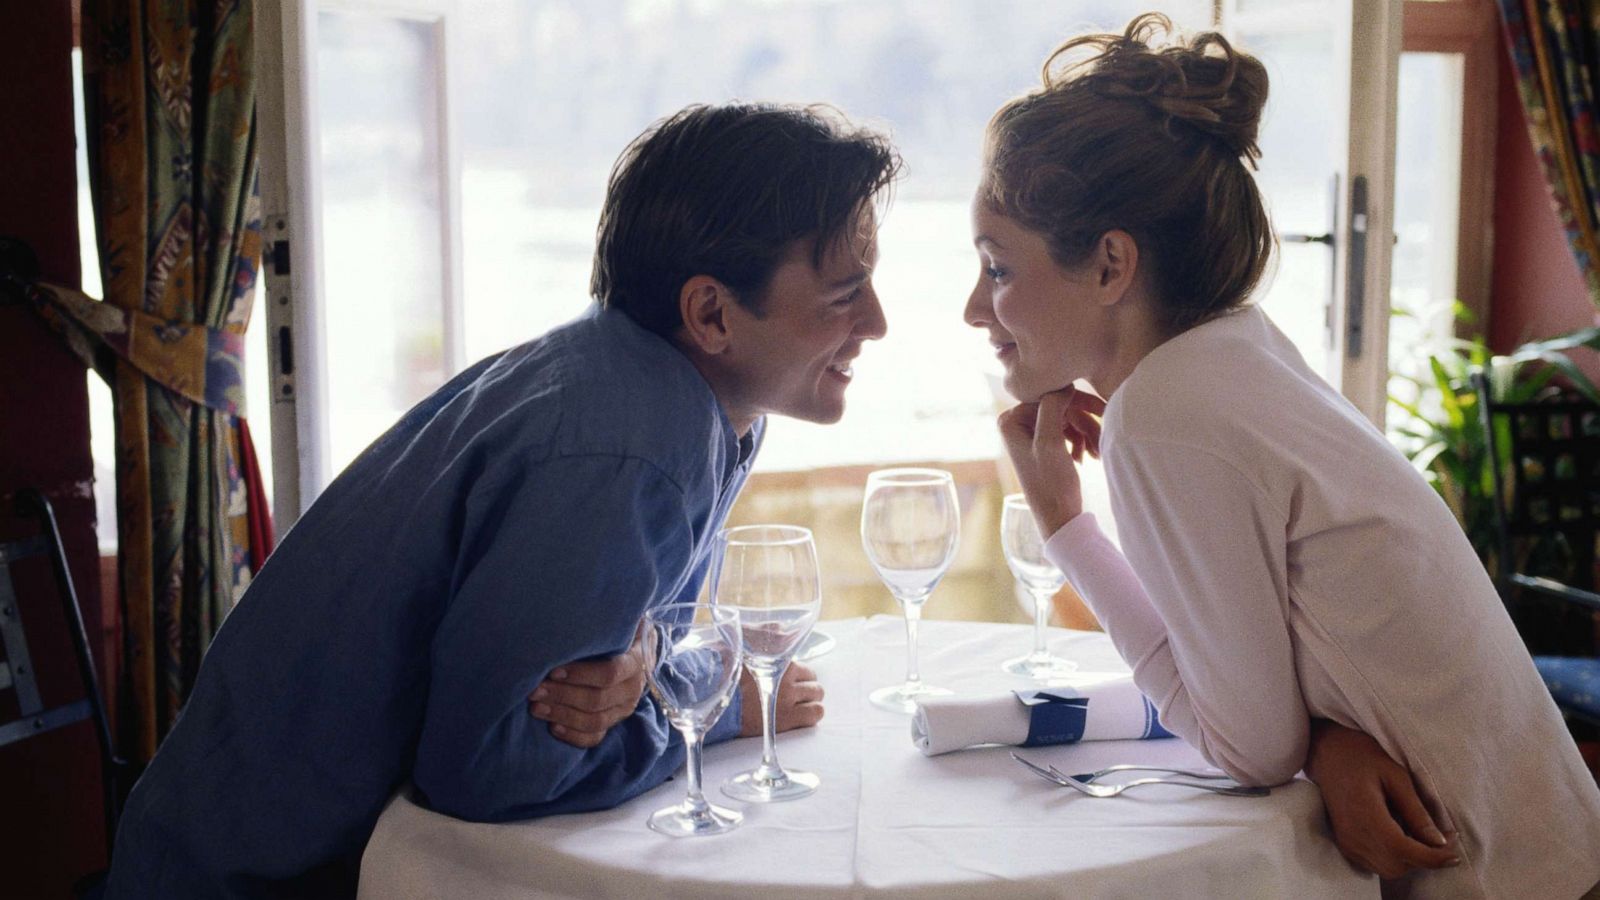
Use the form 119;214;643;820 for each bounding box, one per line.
1304;718;1460;879
528;631;647;749
738;662;825;737
998;385;1106;536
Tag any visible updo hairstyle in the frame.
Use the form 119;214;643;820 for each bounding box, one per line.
982;12;1274;333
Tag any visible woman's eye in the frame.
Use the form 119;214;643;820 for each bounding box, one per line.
985;265;1007;281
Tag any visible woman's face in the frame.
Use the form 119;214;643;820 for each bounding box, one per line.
963;198;1113;402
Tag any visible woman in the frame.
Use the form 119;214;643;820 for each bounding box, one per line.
966;13;1600;898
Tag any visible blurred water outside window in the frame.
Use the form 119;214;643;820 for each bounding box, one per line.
305;0;1216;481
86;1;1450;564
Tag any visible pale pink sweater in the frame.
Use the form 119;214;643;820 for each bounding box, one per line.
1044;306;1600;899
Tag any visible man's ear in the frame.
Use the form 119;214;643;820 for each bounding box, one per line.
1095;230;1139;307
678;275;735;355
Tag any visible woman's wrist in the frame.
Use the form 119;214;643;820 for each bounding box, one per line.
1034;496;1083;537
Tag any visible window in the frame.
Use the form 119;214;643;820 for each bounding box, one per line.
1387;0;1499;439
296;0;1217;483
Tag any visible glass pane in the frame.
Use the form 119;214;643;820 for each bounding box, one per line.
1230;17;1341;376
454;0;1211;473
74;48;117;552
1386;51;1464;449
1388;53;1464;369
245;278;273;504
318;12;446;473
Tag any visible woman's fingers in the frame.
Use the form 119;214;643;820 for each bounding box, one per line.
1069;389;1107;416
1381;767;1448;847
1032;388;1076;457
998;402;1041;446
1379;768;1459;869
1062;388;1104;459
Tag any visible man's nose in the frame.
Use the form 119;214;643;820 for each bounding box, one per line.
857;285;888;341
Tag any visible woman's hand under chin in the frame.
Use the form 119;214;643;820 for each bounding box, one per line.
998;385;1106;537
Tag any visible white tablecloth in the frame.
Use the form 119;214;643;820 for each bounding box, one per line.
359;617;1375;899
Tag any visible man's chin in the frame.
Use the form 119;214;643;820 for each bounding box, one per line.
778;399;847;426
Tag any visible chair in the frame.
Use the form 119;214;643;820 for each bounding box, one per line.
1473;371;1600;728
0;488;129;866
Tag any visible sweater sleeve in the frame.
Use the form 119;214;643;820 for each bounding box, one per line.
1043;441;1308;786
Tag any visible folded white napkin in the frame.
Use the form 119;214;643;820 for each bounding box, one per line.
912;676;1173;756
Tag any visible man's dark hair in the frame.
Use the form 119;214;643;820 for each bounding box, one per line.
591;103;902;337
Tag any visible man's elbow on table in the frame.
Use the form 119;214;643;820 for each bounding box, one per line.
413;710;677;822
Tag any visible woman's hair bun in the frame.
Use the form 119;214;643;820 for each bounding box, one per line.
1042;12;1268;166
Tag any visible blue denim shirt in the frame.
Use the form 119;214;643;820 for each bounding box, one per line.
106;305;761;898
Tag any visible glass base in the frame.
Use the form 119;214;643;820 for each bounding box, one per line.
796;630;836;662
646;799;743;837
869;681;952;714
1001;652;1079;680
722;767;820;802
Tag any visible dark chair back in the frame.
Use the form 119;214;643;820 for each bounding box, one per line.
0;488;126;859
1473;371;1600;600
1474;371;1600;730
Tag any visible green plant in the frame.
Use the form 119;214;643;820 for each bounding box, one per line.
1386;304;1600;577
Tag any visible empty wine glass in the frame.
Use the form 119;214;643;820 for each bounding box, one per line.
861;468;960;713
642;602;743;837
716;525;822;802
998;493;1078;679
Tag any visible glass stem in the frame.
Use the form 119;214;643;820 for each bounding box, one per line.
903;596;925;687
682;726;709;815
755;665;785;783
1032;586;1052;657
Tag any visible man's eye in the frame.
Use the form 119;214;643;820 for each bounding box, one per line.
833;288;862;306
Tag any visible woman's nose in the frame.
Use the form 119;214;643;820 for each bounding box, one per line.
963;281;992;328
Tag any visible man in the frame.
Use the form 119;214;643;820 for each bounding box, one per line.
105;102;899;898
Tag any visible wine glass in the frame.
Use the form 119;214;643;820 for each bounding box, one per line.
861;468;960;713
998;493;1078;679
641;602;743;837
716;525;822;802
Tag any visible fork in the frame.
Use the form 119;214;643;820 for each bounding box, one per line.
1068;763;1231;783
1011;752;1270;798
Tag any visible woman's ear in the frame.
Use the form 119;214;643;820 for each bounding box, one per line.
1095;230;1139;306
677;275;734;355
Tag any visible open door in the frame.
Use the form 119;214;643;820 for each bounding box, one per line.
255;0;464;528
1222;0;1403;425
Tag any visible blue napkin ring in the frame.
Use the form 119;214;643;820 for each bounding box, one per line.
1014;689;1089;746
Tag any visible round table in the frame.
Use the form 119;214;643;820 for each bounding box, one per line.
359;617;1375;899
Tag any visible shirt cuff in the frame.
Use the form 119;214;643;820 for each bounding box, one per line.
1042;513;1111;590
705;683;744;745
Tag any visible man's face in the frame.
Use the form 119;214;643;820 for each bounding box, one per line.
719;210;887;427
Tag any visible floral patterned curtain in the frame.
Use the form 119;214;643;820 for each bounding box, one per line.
1498;0;1600;310
29;0;272;762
